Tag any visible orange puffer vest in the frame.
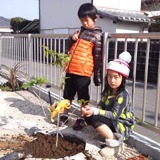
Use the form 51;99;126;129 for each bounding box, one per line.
66;39;94;77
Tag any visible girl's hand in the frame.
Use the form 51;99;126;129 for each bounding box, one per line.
81;107;86;117
72;30;80;41
85;107;94;117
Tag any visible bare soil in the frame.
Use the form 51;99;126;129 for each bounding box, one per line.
23;132;85;159
0;133;88;159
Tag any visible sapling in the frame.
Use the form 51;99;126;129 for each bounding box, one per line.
43;46;71;99
42;45;72;147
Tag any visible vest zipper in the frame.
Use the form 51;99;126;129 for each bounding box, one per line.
67;39;80;72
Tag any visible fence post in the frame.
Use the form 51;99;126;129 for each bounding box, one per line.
28;34;32;78
0;34;2;66
154;48;160;127
102;32;109;93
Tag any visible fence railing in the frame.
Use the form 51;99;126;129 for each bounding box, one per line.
0;32;160;134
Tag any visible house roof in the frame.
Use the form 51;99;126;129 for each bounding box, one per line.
20;19;39;33
0;16;11;28
97;7;152;23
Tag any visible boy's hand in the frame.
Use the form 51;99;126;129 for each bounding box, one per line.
72;30;80;41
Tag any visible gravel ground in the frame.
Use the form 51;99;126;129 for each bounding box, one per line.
0;90;152;160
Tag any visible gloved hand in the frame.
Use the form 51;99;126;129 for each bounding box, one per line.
94;75;101;86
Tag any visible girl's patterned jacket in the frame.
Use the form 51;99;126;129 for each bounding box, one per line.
94;89;136;140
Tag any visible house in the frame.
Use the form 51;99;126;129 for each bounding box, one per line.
39;0;152;34
141;0;160;32
20;19;39;34
0;16;13;34
141;0;160;11
141;0;160;17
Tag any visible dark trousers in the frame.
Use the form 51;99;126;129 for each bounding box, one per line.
63;73;91;102
85;115;116;132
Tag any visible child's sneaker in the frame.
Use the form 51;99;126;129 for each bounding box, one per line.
99;144;123;158
59;115;69;126
73;118;85;130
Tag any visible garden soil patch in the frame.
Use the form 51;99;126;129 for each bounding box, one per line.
23;132;85;159
0;132;87;159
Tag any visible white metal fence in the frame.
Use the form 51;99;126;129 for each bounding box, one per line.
0;33;160;134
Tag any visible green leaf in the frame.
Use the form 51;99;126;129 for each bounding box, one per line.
44;50;48;58
22;76;49;88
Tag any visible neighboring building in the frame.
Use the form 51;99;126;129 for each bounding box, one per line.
141;0;160;17
141;0;160;32
0;16;13;34
39;0;152;34
20;19;39;34
141;0;160;11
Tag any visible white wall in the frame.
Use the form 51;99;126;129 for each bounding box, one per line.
94;0;141;11
97;18;116;33
40;0;90;33
0;28;13;33
97;17;146;33
116;21;144;33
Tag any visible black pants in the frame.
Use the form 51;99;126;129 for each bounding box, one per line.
63;73;91;101
85;115;116;132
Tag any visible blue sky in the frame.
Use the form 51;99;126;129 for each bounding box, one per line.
0;0;39;20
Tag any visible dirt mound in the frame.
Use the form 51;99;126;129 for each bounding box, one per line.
0;133;97;160
23;132;85;159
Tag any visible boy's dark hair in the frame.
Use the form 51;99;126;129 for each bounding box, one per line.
78;3;97;21
102;73;126;96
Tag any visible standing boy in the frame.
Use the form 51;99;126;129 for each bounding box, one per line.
61;3;103;130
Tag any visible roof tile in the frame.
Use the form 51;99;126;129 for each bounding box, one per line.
97;7;153;23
